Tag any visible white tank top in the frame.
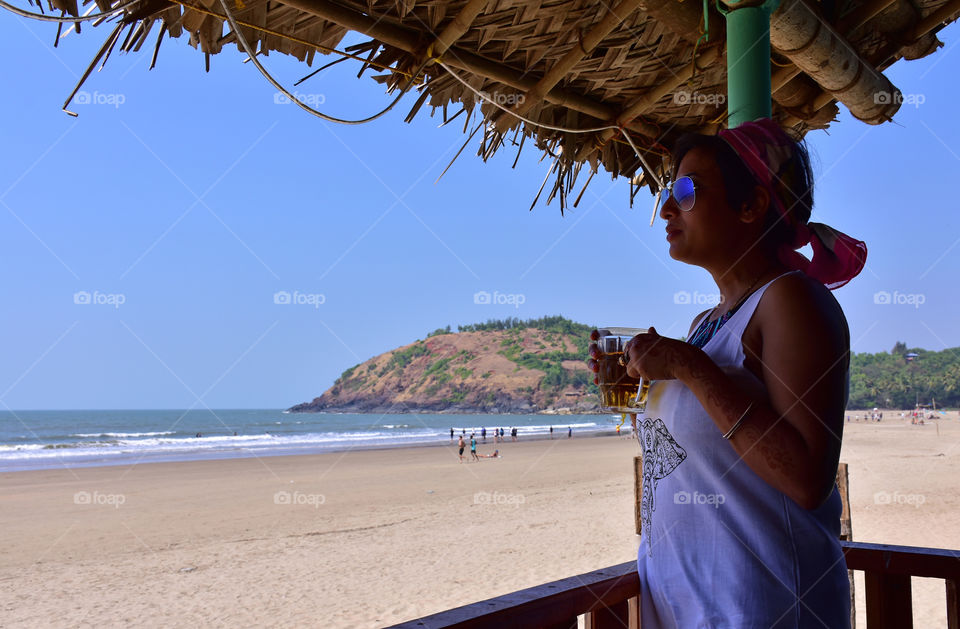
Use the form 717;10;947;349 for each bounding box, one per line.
636;271;850;628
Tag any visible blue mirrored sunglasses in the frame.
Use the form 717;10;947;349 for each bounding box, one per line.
654;176;697;213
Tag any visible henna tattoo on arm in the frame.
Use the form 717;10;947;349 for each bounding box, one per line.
676;345;813;505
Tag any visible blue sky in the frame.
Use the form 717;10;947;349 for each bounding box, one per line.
0;13;958;409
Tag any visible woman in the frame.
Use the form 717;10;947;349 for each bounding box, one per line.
588;119;866;628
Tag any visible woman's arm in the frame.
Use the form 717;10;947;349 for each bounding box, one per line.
627;276;849;510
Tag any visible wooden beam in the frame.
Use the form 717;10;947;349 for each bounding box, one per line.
771;65;801;94
276;0;660;139
909;0;960;40
842;541;960;580
835;463;855;629
495;0;644;132
865;572;913;629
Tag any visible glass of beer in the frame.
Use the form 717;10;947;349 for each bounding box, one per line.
596;327;651;414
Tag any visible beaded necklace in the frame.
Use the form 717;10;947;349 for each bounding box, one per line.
687;267;770;349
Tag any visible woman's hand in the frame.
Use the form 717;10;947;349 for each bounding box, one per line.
622;327;699;382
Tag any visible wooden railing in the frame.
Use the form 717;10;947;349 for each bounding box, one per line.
388;541;960;629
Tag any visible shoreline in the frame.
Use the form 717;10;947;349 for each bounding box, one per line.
3;407;953;473
0;425;619;474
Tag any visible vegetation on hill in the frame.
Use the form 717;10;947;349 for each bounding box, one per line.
294;316;600;413
849;342;960;409
295;318;960;413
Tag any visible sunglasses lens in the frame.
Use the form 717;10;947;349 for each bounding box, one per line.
658;181;676;210
658;194;670;212
674;176;696;211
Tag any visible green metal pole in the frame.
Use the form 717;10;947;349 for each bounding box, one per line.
722;0;779;128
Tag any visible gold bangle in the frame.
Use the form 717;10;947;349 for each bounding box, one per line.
723;402;754;440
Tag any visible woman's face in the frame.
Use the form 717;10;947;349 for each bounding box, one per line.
660;147;754;267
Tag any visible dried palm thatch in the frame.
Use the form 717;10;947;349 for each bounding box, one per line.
7;0;960;210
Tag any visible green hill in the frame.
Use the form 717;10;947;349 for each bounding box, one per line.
288;316;601;413
288;317;960;413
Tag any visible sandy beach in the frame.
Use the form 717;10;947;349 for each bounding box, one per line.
2;412;958;627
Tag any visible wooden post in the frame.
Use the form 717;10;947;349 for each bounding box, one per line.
865;572;913;629
584;599;629;629
627;596;640;629
947;579;959;629
837;462;855;629
634;455;643;536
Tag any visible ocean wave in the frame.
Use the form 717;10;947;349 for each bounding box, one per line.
0;430;444;460
0;416;611;469
72;431;176;438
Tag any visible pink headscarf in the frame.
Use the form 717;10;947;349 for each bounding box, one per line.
717;118;867;290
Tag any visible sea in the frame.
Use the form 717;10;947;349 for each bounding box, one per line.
0;409;619;472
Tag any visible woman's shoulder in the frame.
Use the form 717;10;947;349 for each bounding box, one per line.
758;270;849;339
764;270;841;310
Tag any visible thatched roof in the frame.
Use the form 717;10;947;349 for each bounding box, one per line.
10;0;960;208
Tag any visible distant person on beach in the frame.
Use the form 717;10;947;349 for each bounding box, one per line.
588;120;864;627
470;434;479;461
567;426;571;438
511;427;517;441
481;427;486;442
499;427;504;440
457;435;465;462
550;426;554;439
450;428;454;441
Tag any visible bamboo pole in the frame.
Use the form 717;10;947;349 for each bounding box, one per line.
430;0;490;58
768;0;894;92
783;0;953;128
770;0;901;124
